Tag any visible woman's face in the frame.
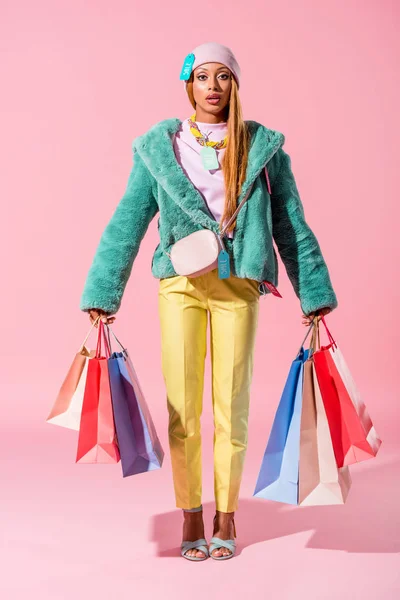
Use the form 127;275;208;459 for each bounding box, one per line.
192;62;232;117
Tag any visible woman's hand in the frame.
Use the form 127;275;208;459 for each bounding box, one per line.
88;308;116;327
302;306;331;326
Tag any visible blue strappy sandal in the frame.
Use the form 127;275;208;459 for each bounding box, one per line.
209;514;237;560
181;505;209;561
181;538;209;561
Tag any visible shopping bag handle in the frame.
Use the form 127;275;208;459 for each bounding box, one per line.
309;319;321;356
78;315;101;352
96;319;112;358
103;323;127;354
296;318;317;358
320;315;337;347
306;315;337;359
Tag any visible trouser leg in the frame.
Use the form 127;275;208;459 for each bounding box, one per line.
158;275;207;509
207;271;260;512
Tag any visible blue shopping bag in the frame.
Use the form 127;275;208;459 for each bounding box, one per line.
253;322;314;504
105;326;165;478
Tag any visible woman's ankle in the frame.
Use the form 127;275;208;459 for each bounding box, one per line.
213;510;235;536
214;509;235;521
182;504;203;513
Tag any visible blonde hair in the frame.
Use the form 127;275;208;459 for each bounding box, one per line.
185;73;250;236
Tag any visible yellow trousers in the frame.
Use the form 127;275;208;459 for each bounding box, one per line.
158;267;260;512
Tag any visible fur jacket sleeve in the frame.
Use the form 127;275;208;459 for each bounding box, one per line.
79;149;159;314
270;148;338;315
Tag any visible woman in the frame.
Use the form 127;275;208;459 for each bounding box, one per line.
80;42;337;561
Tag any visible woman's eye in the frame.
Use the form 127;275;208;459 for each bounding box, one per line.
197;73;229;81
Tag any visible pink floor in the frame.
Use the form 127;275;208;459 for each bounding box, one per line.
2;421;399;600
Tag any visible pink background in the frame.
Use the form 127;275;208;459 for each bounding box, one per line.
2;0;399;597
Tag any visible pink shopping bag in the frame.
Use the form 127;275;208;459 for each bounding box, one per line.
46;316;99;430
299;324;352;505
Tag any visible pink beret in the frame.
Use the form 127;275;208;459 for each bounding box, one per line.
181;42;241;89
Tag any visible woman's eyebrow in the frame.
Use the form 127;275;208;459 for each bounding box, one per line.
196;67;229;72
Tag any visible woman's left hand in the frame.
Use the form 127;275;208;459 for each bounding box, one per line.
302;306;332;326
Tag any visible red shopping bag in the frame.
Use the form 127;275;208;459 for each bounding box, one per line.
320;315;381;457
76;320;120;464
312;318;378;468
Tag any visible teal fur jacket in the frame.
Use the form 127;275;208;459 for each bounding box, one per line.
79;118;338;317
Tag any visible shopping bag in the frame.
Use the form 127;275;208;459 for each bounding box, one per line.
124;349;163;455
105;325;164;477
253;324;313;504
46;316;99;430
298;324;352;506
312;318;381;467
321;316;381;457
76;320;120;464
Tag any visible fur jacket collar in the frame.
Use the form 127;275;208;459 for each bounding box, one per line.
132;118;285;234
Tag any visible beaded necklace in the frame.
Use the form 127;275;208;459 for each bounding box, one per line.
187;112;228;170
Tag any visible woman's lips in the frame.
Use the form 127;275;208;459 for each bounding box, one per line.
206;97;221;104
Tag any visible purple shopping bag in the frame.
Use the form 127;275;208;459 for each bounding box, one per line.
105;325;164;477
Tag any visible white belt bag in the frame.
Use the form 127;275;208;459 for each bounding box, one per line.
167;165;272;278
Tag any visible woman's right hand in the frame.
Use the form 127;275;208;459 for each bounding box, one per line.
88;308;116;327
